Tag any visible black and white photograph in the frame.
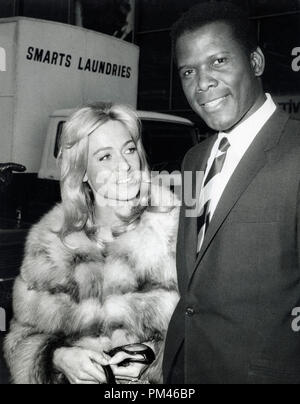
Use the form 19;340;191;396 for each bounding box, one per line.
0;0;300;387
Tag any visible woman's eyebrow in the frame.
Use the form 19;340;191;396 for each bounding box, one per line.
93;140;134;156
122;140;135;148
93;146;112;156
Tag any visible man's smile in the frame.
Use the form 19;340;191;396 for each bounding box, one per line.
199;95;230;112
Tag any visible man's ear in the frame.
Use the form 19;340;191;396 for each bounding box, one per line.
250;47;265;77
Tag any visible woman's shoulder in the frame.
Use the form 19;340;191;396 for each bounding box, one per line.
26;204;99;255
35;203;65;228
26;204;65;245
21;204;103;287
19;204;67;287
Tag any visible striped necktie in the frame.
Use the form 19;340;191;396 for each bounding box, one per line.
197;137;230;253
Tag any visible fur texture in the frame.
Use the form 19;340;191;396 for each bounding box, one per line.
4;185;180;384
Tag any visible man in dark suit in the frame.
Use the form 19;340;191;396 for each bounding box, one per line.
163;2;300;384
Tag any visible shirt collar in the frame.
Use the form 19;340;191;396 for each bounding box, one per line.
218;94;277;154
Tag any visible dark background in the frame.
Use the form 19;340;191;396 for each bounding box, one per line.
0;0;299;128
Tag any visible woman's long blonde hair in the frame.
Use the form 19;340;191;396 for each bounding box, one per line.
58;102;150;242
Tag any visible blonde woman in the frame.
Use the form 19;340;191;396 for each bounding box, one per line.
4;103;180;384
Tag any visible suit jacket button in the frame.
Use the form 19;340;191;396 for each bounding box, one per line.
186;307;195;317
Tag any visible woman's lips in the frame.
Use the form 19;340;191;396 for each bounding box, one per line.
117;175;139;185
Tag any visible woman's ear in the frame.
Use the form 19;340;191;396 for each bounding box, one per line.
83;173;88;183
251;47;265;77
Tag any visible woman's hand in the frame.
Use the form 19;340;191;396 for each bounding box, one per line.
109;352;149;383
109;342;156;383
53;347;111;384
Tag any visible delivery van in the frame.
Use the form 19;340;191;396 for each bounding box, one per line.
0;17;139;173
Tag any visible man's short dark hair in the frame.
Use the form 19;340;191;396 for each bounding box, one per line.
171;1;258;55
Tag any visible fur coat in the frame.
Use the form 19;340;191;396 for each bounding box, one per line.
4;185;180;384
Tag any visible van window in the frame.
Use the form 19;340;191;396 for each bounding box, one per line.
54;121;66;158
141;121;196;173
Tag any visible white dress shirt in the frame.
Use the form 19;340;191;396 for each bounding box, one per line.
202;93;277;220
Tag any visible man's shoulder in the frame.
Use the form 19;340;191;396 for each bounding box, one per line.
285;116;300;134
273;107;300;134
259;108;300;151
280;112;300;147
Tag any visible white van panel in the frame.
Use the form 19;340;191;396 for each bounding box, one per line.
0;18;139;172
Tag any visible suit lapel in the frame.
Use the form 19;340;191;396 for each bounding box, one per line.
188;109;289;283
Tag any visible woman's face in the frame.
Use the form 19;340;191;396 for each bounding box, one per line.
85;120;142;202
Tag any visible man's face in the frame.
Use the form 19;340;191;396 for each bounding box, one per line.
176;22;264;132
